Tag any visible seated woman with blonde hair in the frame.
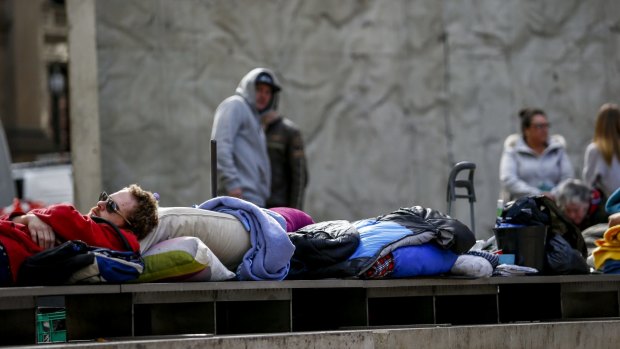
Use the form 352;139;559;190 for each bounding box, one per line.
583;103;620;198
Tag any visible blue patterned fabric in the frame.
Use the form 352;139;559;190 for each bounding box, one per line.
466;250;499;268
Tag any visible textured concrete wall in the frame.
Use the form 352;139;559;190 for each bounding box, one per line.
90;0;620;238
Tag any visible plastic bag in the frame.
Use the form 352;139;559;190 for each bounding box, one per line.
545;234;589;275
501;197;549;226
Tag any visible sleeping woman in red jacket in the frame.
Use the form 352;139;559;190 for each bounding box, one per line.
0;184;158;286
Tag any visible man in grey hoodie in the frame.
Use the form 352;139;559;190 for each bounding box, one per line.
211;68;281;207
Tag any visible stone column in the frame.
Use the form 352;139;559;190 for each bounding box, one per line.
11;0;43;131
66;0;101;212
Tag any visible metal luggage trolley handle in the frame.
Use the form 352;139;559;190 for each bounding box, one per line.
446;161;476;232
211;139;217;198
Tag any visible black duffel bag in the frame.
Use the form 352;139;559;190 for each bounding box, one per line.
18;216;143;286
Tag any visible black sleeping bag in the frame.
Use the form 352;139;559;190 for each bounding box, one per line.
287;220;360;279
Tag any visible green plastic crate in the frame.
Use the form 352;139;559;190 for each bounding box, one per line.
36;309;67;343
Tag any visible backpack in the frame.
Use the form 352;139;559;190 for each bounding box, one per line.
17;216;144;286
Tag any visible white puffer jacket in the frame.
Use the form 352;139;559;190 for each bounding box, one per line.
499;133;574;201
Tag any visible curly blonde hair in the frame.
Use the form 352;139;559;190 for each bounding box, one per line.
126;184;159;240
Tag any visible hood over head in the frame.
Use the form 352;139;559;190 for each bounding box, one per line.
235;67;282;115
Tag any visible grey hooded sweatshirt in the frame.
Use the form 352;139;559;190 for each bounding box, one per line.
211;68;281;207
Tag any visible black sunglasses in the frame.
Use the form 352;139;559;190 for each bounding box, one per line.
99;191;133;228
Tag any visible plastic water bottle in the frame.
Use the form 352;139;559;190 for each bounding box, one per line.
496;199;503;226
496;199;504;218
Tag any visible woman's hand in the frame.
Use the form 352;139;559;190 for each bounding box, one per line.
228;187;243;199
13;213;57;249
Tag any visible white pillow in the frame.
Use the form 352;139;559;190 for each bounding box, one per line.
140;207;251;271
138;236;235;282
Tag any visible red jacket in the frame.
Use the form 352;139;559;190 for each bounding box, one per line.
0;204;140;282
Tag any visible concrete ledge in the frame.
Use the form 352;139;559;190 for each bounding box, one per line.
3;275;620;299
15;320;620;349
3;275;620;345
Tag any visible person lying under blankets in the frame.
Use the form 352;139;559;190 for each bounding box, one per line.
139;198;478;281
0;184;158;286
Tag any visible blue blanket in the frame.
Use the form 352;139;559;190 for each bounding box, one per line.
196;196;295;281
